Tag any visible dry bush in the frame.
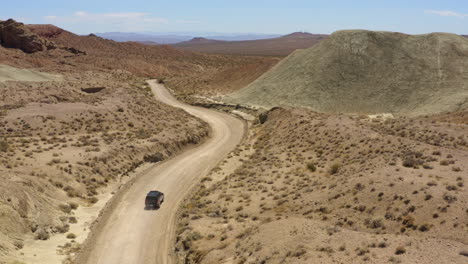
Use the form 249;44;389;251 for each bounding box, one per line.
0;138;8;152
329;163;341;174
306;162;317;172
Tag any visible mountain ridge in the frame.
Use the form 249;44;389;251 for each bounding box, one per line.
225;29;468;116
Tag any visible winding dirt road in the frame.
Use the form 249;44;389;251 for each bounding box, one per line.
77;80;245;264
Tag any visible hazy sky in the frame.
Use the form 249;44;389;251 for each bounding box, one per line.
2;0;468;35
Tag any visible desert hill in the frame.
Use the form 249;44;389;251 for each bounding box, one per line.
178;37;224;45
175;107;468;263
225;30;468;116
138;41;160;45
172;32;327;56
0;19;213;262
25;23;277;94
0;19;277;262
95;32;282;44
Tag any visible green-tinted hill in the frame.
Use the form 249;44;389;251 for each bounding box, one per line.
225;30;468;116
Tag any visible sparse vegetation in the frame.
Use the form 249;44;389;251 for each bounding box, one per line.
395;246;406;255
174;107;468;264
306;162;317;172
329;163;341;174
2;18;468;264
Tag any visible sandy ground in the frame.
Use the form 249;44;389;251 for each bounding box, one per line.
10;163;153;264
0;64;62;82
174;107;468;264
74;81;245;264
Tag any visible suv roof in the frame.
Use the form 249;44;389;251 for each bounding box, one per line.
147;190;163;197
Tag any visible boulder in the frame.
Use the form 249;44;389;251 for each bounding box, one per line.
0;19;58;53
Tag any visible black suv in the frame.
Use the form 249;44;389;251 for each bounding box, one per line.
145;191;165;209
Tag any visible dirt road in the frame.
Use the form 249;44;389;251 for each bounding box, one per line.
77;80;245;264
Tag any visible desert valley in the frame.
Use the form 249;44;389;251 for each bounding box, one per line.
0;4;467;264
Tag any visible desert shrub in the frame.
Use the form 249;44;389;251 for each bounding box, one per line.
378;241;387;248
418;223;430;232
446;185;458;191
13;240;24;249
395;246;406;255
56;224;70;233
355;247;369;256
402;151;425;168
35;229;50;240
144;152;164;163
422;164;433;169
0;138;8;152
306;162;317;172
460;250;468;257
258;112;269;124
66;233;76;239
135;129;151;139
69;202;79;210
59;204;72;213
440;160;449;166
201;177;212;182
443;194;457;203
402;158;418;168
365;218;384;229
292;246;308;257
329;163;341;174
64;186;78;198
186;231;203;241
88;197;99;204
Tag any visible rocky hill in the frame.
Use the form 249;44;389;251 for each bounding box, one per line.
225;30;468;116
0;19;58;53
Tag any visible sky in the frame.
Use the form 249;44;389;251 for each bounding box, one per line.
2;0;468;35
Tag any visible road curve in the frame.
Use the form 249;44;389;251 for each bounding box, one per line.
79;80;245;264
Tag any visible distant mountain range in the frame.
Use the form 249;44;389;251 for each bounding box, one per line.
171;32;328;56
94;32;282;44
93;31;328;56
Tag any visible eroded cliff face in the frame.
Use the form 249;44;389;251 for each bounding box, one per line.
0;19;58;53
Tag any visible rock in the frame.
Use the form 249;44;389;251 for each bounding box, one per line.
66;47;86;55
0;19;58;53
81;87;106;94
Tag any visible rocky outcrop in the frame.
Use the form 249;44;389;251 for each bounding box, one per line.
0;19;58;53
81;87;106;93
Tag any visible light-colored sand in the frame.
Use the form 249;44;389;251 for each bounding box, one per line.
10;164;152;264
0;64;62;82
